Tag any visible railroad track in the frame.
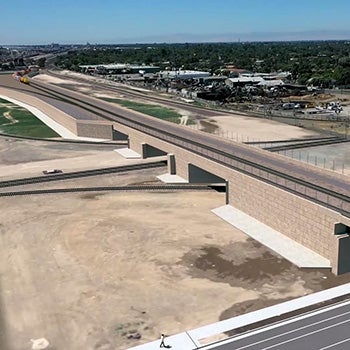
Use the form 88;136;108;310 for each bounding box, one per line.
0;183;214;197
27;80;350;217
246;136;342;145
0;131;127;145
177;134;350;217
0;161;166;188
45;70;232;117
265;137;349;152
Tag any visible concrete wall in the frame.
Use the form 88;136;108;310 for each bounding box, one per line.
40;105;77;134
0;88;119;140
76;120;114;139
226;169;350;274
0;88;78;134
5;86;343;274
113;121;350;274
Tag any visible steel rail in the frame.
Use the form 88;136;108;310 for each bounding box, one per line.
0;184;214;197
45;70;234;116
30;81;350;188
28;80;350;217
0;131;127;145
0;161;166;188
265;138;349;152
246;136;342;145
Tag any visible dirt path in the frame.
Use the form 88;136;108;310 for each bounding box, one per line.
2;111;18;125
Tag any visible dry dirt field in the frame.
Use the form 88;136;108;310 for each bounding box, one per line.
31;72;350;176
0;75;349;350
34;73;321;143
1;138;350;350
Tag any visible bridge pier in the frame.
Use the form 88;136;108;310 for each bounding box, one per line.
167;153;176;175
333;223;350;274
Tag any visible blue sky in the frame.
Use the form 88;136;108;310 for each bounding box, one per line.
2;0;350;44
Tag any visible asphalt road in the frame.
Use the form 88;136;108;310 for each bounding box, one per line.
209;300;350;350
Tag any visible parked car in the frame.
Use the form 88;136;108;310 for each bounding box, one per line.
42;169;63;175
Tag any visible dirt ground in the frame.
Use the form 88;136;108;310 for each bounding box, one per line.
32;73;350;176
33;73;321;142
1;138;350;350
0;75;349;350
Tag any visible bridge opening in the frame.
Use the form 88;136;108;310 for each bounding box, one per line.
112;128;128;141
188;163;225;184
188;164;227;200
335;223;350;275
141;143;167;158
335;223;350;235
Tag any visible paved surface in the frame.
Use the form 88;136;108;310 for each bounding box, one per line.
115;148;142;159
128;283;350;350
157;173;188;183
204;300;350;350
212;205;331;268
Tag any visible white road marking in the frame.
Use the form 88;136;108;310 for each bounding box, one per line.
208;300;350;350
260;319;350;350
232;308;350;350
198;298;350;349
319;338;350;350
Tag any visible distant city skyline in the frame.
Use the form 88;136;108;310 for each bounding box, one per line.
1;0;350;45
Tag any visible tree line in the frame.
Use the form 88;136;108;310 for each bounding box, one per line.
56;41;350;88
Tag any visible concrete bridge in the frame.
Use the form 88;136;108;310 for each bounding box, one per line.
2;76;350;274
112;119;350;275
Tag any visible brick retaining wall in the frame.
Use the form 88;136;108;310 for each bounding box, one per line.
113;121;350;274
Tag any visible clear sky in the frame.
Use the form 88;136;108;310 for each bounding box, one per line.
2;0;350;45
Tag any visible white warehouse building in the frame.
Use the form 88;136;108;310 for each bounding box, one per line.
159;70;211;80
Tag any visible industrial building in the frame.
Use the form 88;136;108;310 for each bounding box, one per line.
79;63;160;75
158;70;211;80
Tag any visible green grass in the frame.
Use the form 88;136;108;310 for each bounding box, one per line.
101;97;183;123
0;102;59;138
0;107;9;125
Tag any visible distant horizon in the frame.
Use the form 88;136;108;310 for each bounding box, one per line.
2;29;350;47
2;0;350;45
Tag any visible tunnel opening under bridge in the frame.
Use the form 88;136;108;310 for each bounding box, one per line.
188;163;227;198
141;143;167;158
